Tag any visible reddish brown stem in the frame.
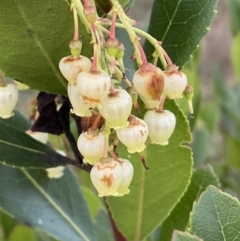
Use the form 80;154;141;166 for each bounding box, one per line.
109;150;118;161
83;0;91;7
91;42;98;72
137;41;147;64
92;113;102;129
110;12;117;39
110;85;116;95
72;6;79;41
161;47;173;65
157;95;166;112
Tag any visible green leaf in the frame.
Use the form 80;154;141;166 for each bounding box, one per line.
35;229;59;241
145;0;218;68
0;0;91;95
94;210;115;241
0;113;72;168
231;32;240;81
226;137;240;171
159;165;219;241
190;185;240;241
228;0;240;35
0;211;17;240
82;187;104;219
172;231;203;241
0;165;95;241
213;65;240;140
107;100;192;241
8;225;36;241
191;121;209;168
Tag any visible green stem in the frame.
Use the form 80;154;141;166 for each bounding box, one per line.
109;0;144;65
99;21;168;69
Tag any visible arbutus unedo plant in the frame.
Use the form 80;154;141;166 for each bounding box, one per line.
0;0;223;241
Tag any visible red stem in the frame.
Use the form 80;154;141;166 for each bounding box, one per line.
110;12;117;39
83;0;91;7
91;42;98;72
109;150;118;161
137;41;147;64
103;135;109;158
73;7;79;41
161;47;173;65
109;85;116;95
157;94;166;112
92;113;102;129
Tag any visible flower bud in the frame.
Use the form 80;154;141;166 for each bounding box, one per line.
0;83;19;119
116;158;134;196
144;110;176;145
67;83;92;117
77;71;111;107
77;128;104;165
59;55;91;84
133;63;164;102
163;65;187;99
116;43;125;60
105;38;120;57
99;89;132;129
116;115;148;153
90;157;122;197
84;5;97;24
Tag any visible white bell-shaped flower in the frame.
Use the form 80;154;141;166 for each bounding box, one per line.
139;93;160;109
59;55;91;84
46;150;66;179
116;115;148;153
99;89;132;129
77;128;104;165
46;166;65;179
116;158;134;196
144;110;176;145
77;71;111;107
133;63;164;102
90;157;122;197
0;83;19;119
163;65;187;99
26;130;49;144
68;83;92;117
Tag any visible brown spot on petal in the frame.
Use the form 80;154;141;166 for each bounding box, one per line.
101;174;114;188
147;71;164;100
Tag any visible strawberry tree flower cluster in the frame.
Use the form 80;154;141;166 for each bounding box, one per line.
57;0;195;197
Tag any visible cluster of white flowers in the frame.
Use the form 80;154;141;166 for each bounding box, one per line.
59;47;188;197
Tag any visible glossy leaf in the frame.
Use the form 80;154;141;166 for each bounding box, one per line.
0;165;95;241
172;231;203;241
159;165;219;241
144;0;218;68
190;185;240;241
0;0;91;95
107;100;192;241
0;115;72;168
